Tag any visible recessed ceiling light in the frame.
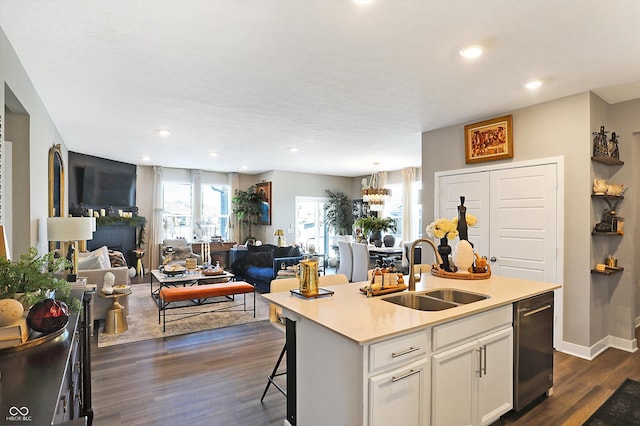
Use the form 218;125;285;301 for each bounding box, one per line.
353;0;373;4
157;129;171;138
459;44;483;59
240;165;248;171
209;152;218;157
142;156;151;162
525;80;543;90
290;147;299;153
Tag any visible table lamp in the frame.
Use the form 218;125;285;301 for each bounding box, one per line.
274;229;286;247
47;217;96;281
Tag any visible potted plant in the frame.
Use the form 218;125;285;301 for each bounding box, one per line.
0;247;80;312
232;185;263;244
354;216;397;247
324;190;353;236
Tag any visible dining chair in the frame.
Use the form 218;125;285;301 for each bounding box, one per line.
351;242;370;283
260;277;299;402
337;241;353;281
318;273;349;286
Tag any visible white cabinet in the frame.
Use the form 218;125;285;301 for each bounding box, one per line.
366;329;430;426
369;359;429;426
431;306;513;426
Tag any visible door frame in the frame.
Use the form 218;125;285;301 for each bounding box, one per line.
434;156;564;350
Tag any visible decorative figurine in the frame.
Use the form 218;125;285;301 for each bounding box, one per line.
592;125;609;157
102;271;115;295
609;132;620;159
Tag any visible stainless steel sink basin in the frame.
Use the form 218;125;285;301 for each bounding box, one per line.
422;289;489;304
382;293;457;311
382;288;490;311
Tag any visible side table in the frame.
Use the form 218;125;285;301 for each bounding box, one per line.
98;290;131;334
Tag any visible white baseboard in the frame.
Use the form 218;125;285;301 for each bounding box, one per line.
559;334;637;361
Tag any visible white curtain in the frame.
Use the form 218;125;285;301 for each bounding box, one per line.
149;166;163;270
191;169;202;238
402;167;415;241
228;172;240;243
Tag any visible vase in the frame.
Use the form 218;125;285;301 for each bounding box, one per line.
383;234;395;247
438;237;452;272
370;231;382;247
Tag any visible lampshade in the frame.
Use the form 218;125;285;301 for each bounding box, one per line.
47;217;96;242
361;170;391;211
274;229;285;237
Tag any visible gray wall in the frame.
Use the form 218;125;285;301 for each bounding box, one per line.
422;91;639;351
1;27;67;256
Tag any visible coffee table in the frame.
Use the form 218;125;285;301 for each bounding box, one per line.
150;269;235;306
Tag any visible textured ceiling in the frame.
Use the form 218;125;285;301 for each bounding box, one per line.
0;0;639;177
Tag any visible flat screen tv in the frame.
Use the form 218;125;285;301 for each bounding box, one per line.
68;152;136;210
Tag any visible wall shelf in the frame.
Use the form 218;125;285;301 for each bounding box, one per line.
591;267;624;275
591;156;624;166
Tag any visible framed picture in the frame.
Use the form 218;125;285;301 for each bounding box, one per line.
256;181;272;225
464;115;513;164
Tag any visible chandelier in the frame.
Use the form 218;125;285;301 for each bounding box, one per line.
361;170;391;212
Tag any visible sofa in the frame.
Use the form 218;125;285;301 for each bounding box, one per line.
76;246;132;327
230;244;303;293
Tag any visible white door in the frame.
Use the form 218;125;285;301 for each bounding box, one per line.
438;172;490;255
437;163;558;283
489;164;557;282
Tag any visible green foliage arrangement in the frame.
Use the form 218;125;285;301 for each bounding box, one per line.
354;216;397;236
0;247;80;312
232;186;263;243
324;190;353;236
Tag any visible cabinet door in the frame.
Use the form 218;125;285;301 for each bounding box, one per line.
431;340;477;426
369;359;429;426
477;328;513;426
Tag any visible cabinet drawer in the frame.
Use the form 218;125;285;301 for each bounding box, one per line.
369;329;430;374
432;305;512;352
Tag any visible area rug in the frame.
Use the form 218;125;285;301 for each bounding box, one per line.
97;283;269;347
583;378;640;425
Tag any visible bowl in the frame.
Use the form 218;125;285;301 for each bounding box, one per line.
113;285;131;293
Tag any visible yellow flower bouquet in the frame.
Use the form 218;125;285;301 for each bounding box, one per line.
426;218;458;241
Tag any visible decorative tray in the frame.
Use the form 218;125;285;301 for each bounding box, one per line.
430;264;491;280
290;288;335;299
0;320;68;354
202;269;225;276
359;283;407;296
161;267;187;277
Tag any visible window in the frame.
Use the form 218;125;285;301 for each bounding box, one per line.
200;185;230;239
163;183;192;239
162;181;231;241
383;180;422;239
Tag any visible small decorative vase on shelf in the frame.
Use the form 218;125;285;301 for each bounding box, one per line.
438;238;453;272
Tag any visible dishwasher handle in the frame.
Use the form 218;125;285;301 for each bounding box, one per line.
522;304;552;317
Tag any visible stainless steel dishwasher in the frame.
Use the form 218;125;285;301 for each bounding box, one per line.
514;291;554;411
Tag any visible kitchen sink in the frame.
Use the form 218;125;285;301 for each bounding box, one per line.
382;289;490;311
422;289;489;304
382;293;457;311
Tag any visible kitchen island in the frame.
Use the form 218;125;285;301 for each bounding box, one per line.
264;272;560;426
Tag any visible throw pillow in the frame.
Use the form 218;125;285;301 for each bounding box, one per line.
274;246;292;258
109;250;128;267
172;246;193;261
77;254;102;270
88;246;110;269
288;246;302;257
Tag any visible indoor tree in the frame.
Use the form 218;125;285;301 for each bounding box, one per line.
324;190;353;236
232;185;262;243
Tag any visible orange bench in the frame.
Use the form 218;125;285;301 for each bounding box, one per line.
159;281;255;331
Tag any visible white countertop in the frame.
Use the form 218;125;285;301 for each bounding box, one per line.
263;273;560;345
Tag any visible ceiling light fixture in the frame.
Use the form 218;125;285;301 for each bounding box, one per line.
157;129;171;138
290;147;299;153
459;44;483;59
209;152;218;157
353;0;373;4
361;162;391;212
525;80;543;90
142;156;151;162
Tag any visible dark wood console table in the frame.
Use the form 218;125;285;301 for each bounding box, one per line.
0;289;93;425
191;241;237;268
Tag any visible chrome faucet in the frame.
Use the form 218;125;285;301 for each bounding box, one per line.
408;238;443;291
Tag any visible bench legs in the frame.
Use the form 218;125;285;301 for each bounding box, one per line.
158;291;255;332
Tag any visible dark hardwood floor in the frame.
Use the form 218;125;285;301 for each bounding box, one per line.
91;289;640;426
